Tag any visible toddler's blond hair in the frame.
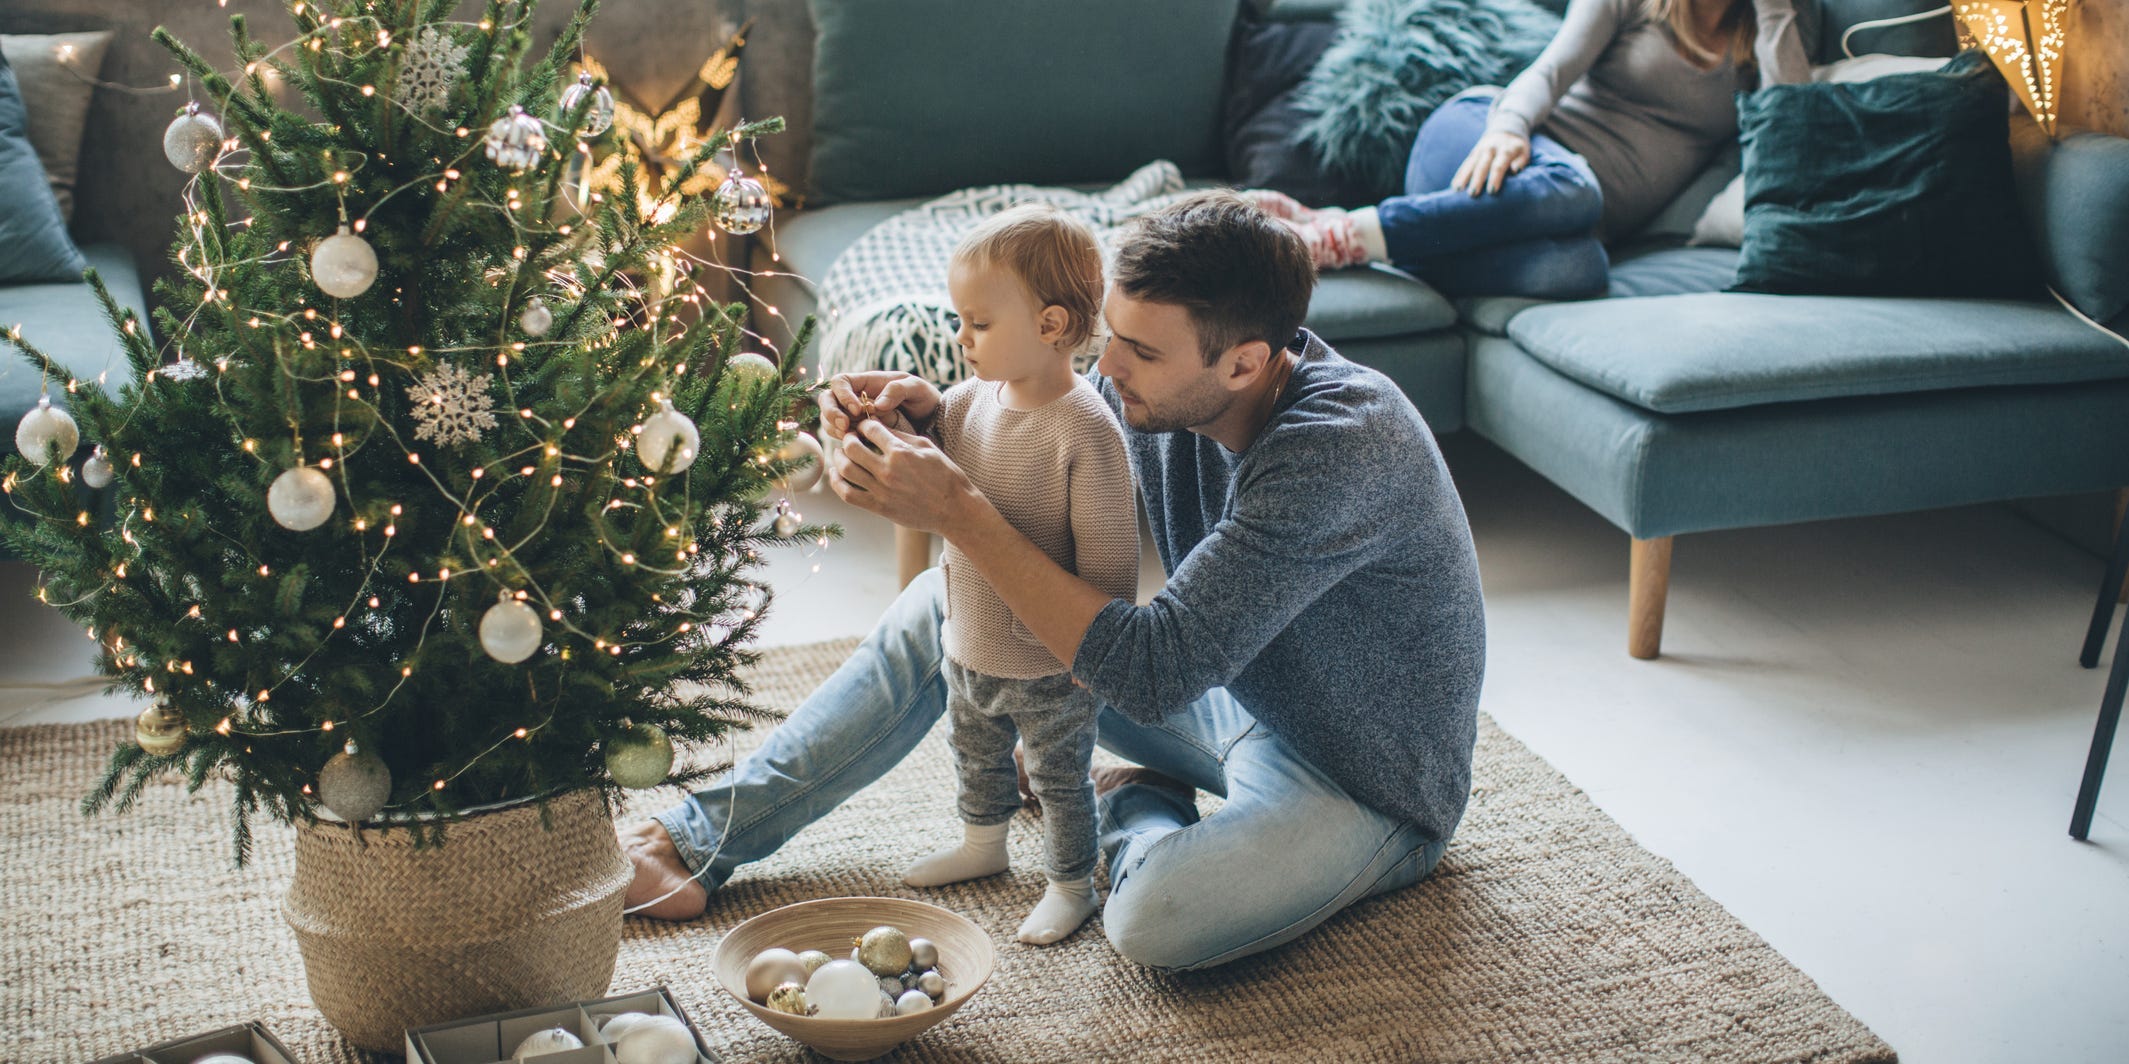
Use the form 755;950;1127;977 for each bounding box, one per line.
951;204;1104;351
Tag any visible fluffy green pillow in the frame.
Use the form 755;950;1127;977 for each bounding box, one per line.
1732;50;2042;299
807;0;1240;205
0;52;87;284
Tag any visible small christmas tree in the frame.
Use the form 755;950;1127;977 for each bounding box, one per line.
0;0;830;862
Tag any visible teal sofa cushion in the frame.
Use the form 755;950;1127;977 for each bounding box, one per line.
0;52;85;284
1459;246;1738;336
807;0;1240;205
1733;50;2041;299
0;243;147;456
2011;119;2129;330
1505;292;2129;414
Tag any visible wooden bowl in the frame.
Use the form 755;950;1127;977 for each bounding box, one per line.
712;896;995;1061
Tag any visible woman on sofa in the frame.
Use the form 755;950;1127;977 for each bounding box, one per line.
1261;0;1809;298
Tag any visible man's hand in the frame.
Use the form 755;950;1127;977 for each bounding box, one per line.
1451;130;1531;196
817;372;940;441
828;418;979;537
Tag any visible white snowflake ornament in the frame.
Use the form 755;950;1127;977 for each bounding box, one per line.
406;363;498;448
398;26;468;114
161;358;208;382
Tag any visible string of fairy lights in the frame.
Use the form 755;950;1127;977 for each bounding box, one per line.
4;1;845;819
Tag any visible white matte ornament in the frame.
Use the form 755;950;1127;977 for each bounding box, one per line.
559;73;615;136
311;224;379;299
604;1013;695;1064
806;959;880;1020
485;105;548;172
775;431;823;491
711;169;772;235
14;396;77;466
636;399;698;474
744;947;808;1002
511;1027;583;1060
480;594;543;663
191;1055;256;1064
267;466;336;531
773;510;799;538
519;297;553;337
605;722;674;789
724;351;778;387
81;446;114;488
163;102;222;174
318;740;392;823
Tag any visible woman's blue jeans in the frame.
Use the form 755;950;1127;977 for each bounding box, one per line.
653;568;1449;971
1377;94;1610;299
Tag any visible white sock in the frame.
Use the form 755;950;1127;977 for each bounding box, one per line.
1016;876;1097;945
903;820;1010;887
1350;206;1390;264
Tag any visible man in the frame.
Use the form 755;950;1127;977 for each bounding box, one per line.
624;191;1485;971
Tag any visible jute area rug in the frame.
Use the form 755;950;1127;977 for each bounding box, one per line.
4;638;1896;1063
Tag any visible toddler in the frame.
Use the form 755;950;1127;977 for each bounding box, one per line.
871;204;1137;945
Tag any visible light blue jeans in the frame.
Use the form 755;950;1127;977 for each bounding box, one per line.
653;569;1450;971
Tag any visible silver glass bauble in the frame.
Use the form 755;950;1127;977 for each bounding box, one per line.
604;722;675;789
908;936;938;971
14;396;78;466
773;510;800;538
80;445;115;489
484;105;548;172
479;593;543;664
558;73;614;136
518;296;553;337
895;989;932;1015
267;465;336;531
636;399;699;474
162;102;222;174
134;702;188;757
310;224;379;300
711;169;772;235
318;739;392;824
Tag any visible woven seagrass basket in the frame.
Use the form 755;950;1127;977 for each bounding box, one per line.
282;787;632;1052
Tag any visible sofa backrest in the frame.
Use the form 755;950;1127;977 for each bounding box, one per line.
738;0;1243;207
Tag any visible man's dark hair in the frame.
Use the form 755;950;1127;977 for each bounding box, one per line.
1111;190;1316;365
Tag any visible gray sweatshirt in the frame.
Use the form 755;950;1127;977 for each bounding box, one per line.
1071;331;1486;842
1486;0;1811;238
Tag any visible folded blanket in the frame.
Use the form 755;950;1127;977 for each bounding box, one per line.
816;161;1196;386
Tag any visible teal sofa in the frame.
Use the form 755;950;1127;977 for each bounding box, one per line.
732;0;2129;658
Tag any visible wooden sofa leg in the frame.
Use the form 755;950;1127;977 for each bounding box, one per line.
1628;536;1673;660
895;526;934;590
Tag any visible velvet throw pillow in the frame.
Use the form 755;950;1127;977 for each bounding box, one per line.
1731;49;2042;299
1292;0;1561;200
1222;15;1380;207
0;52;87;285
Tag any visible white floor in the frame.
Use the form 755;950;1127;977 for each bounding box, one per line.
6;436;2124;1063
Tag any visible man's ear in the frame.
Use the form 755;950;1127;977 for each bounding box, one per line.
1219;338;1274;393
1038;304;1071;346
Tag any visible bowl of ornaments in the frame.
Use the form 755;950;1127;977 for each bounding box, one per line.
713;896;995;1061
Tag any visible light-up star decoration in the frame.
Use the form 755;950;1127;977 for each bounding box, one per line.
1954;0;2069;137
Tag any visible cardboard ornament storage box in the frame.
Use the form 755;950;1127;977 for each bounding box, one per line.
93;1021;299;1064
406;987;716;1064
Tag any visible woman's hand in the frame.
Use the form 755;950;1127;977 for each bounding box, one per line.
816;372;940;441
1451;130;1532;196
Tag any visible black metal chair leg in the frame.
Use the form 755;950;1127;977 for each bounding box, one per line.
2070;594;2129;839
2079;511;2129;668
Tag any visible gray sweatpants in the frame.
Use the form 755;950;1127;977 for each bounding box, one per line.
944;657;1100;883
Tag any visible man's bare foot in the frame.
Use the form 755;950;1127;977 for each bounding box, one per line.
1091;764;1194;802
620;819;708;921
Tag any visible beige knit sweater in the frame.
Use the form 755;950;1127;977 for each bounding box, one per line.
933;376;1139;680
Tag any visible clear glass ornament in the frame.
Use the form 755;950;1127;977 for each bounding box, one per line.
14;395;78;466
484;105;548;172
636;399;699;474
81;445;115;489
162;101;222;174
723;351;779;388
559;73;615;136
134;702;188;757
518;296;553;337
775;430;823;492
479;593;543;664
604;721;674;788
267;466;336;531
311;224;378;299
317;740;392;823
711;169;772;235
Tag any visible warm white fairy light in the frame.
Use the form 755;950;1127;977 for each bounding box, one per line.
1955;0;2069;136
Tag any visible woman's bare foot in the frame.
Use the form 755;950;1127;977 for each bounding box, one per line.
619;819;709;921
